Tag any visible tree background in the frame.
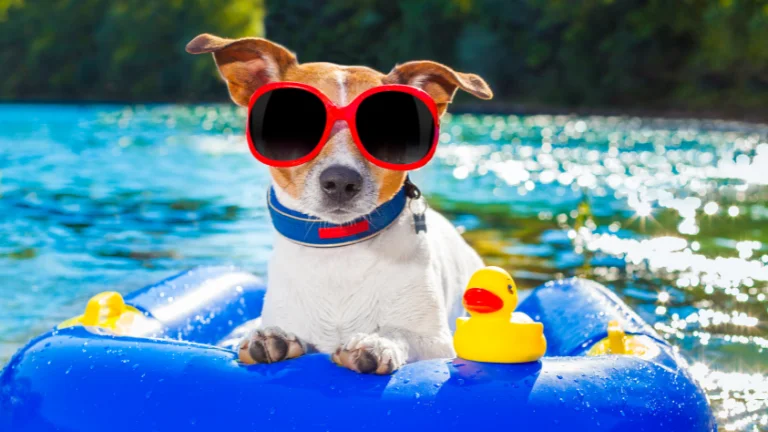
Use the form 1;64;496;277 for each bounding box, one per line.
1;0;767;115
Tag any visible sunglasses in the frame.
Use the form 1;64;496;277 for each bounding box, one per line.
246;82;440;170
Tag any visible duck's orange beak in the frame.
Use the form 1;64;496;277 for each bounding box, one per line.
463;288;503;313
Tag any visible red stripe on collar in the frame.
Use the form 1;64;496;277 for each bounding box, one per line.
318;220;370;239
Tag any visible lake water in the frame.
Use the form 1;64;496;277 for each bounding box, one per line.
0;104;766;430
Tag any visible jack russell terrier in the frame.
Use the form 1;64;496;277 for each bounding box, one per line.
186;34;493;374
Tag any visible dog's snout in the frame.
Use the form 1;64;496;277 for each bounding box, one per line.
319;165;363;203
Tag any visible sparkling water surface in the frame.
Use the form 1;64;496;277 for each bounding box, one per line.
0;104;766;430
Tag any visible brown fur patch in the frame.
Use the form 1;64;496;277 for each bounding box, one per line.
372;169;407;204
383;61;493;117
186;34;298;107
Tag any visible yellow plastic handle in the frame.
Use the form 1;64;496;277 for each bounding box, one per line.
607;320;627;354
82;292;125;326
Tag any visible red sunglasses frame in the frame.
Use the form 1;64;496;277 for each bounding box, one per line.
245;81;440;170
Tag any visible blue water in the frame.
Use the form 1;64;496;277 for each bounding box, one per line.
1;104;766;430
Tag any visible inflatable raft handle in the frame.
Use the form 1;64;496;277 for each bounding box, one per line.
59;291;151;335
607;320;627;354
586;320;660;358
588;320;630;355
83;292;125;325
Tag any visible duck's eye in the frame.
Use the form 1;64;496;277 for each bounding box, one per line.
507;284;514;293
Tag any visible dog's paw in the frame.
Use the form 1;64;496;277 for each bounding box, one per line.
331;333;406;375
238;327;306;365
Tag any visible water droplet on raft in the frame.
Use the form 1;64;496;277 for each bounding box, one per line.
457;378;465;386
557;375;563;380
145;391;152;399
65;366;71;374
269;408;276;415
620;410;626;417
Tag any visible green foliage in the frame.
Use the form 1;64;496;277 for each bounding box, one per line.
265;0;768;111
1;0;767;111
0;0;264;101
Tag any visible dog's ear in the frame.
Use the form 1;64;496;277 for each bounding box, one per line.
186;33;297;106
383;61;493;116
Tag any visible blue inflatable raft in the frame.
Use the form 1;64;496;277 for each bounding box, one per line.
1;266;715;431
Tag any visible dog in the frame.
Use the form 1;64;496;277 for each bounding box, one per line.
186;34;492;374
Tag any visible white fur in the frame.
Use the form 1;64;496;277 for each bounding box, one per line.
276;127;379;225
335;70;347;105
409;74;429;90
263;204;483;361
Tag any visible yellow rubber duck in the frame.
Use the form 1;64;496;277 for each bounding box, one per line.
454;266;547;363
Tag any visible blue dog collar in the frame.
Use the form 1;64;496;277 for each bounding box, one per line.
267;186;408;247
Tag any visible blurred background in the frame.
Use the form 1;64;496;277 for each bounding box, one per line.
1;1;767;430
2;0;768;117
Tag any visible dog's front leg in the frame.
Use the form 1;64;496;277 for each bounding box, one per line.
332;328;453;374
331;332;407;375
238;327;313;365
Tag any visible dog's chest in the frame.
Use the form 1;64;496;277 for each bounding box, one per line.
262;233;428;350
265;267;390;351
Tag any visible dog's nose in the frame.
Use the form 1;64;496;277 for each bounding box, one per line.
319;165;363;203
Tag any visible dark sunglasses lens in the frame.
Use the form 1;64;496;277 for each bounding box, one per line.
248;88;326;162
355;91;435;166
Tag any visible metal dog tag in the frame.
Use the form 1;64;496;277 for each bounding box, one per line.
414;213;427;234
409;197;428;234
